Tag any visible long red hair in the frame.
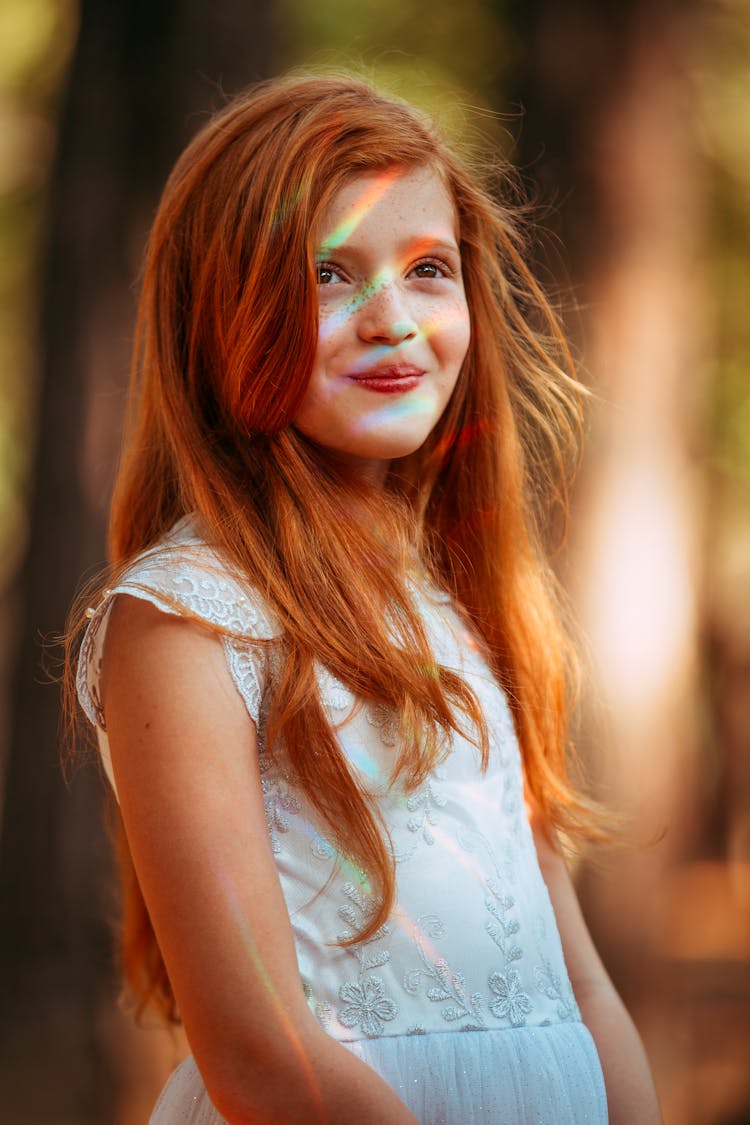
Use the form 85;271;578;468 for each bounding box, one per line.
68;74;598;1024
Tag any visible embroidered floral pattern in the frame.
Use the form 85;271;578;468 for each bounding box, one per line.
366;702;399;747
485;882;523;964
315;1000;334;1028
338;977;398;1038
534;957;580;1022
406;767;447;845
223;640;264;725
316;664;356;713
488;969;533;1027
303;978;335;1029
335;882;399;1037
310;834;336;861
259;755;300;854
337;883;390;955
402;914;486;1031
483;879;533;1026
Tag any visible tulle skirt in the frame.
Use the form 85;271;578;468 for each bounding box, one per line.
149;1022;607;1124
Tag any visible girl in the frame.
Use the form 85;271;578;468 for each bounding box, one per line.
70;74;660;1123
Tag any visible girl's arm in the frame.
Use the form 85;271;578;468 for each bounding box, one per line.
530;809;662;1125
102;595;419;1125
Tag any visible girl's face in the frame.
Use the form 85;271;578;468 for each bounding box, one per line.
293;166;471;482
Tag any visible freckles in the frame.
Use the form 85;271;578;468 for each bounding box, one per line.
420;299;470;349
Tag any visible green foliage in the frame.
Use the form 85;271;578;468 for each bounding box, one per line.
280;0;514;154
0;0;78;583
695;2;750;490
0;0;76;96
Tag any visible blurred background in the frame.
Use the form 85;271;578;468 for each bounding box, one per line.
0;0;748;1122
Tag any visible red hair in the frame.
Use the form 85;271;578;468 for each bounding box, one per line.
68;74;598;1024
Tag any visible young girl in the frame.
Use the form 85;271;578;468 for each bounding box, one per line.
71;74;660;1123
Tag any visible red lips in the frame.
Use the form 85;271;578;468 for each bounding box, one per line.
347;364;425;394
348;364;424;381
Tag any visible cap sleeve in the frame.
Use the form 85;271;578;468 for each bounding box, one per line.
76;530;281;733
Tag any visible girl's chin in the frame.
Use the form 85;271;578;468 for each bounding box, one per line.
299;430;432;463
335;439;428;464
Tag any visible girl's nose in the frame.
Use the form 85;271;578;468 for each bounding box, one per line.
356;284;419;345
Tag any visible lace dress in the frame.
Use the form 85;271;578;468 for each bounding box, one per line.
77;516;608;1124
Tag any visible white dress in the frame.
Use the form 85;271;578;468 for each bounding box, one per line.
77;516;608;1124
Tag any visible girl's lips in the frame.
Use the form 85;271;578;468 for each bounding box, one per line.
347;365;425;394
349;374;423;394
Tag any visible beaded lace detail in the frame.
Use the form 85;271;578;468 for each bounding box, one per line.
77;519;281;730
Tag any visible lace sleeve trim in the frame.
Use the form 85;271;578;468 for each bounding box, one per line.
76;546;280;732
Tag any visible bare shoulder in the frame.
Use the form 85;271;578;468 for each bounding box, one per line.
100;590;261;850
101;592;250;736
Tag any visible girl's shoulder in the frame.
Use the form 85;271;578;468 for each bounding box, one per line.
76;514;282;731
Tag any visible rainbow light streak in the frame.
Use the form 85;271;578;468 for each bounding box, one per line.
320;304;467;364
348;388;435;432
318;218;467;347
212;865;326;1118
316;268;396;342
427;822;493;884
319;167;402;253
452;778;503;815
332;835;482;979
390;904;444;967
289;820;453;984
271;185;304;230
340;741;389;786
325;312;468;439
386;819;497;966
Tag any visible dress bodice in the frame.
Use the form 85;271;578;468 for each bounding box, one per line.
77;516;581;1045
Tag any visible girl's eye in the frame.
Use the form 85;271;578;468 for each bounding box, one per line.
409;260;449;280
315;262;343;285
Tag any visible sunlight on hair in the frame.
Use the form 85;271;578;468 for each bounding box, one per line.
416;660;441;679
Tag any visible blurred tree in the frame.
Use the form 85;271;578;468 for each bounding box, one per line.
498;2;750;1121
0;1;277;1121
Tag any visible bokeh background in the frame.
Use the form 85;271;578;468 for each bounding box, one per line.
0;1;748;1122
